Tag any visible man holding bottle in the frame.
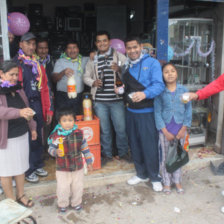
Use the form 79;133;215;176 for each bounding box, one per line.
83;30;129;165
52;40;88;115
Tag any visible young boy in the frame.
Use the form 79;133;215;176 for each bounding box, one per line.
48;107;93;213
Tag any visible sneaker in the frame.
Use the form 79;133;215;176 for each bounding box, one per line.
73;204;82;211
35;168;48;177
0;187;3;195
222;190;224;196
221;206;224;213
119;153;133;163
25;172;39;183
12;179;16;187
127;176;149;185
101;156;113;167
152;182;163;192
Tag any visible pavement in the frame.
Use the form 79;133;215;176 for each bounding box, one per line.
1;146;224;223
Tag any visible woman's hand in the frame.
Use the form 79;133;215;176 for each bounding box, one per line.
176;126;187;139
188;92;199;101
20;108;34;120
31;131;37;141
162;128;175;141
87;164;93;172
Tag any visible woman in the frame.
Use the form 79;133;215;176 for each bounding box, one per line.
0;60;37;207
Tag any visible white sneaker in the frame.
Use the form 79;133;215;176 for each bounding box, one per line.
152;182;163;192
12;179;16;187
221;206;224;213
221;190;224;196
127;176;149;185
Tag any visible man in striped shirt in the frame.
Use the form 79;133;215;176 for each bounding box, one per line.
83;31;129;165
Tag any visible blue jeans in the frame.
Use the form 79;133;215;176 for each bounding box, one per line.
94;101;128;158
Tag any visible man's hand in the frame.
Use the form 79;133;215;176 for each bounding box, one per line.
92;79;103;88
31;131;37;141
188;92;199;101
64;68;74;77
111;63;121;73
176;126;187;140
46;114;52;125
131;92;146;102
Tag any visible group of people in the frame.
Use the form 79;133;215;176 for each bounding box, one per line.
0;29;223;212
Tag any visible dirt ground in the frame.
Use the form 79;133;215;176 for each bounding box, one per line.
29;166;224;224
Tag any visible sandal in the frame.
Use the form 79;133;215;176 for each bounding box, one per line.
176;188;185;194
163;187;171;195
17;194;34;208
58;207;67;213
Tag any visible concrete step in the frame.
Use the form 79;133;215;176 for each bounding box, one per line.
1;146;224;199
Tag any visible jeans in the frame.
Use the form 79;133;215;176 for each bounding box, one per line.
94;101;128;158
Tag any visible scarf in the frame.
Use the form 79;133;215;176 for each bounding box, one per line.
48;123;78;145
0;80;22;94
35;54;50;68
93;47;113;65
18;49;43;90
125;51;145;69
60;53;83;75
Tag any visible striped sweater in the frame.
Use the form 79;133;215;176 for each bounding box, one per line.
95;49;122;102
48;129;93;172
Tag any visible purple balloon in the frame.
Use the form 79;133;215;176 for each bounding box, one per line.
110;39;125;54
8;12;30;36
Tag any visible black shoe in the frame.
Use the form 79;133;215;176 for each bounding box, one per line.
119;153;133;163
101;156;113;166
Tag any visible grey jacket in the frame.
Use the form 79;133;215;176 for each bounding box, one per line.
83;49;126;99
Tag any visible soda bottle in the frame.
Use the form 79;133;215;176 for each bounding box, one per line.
97;70;104;92
83;93;93;121
67;76;77;98
115;73;124;95
58;137;64;157
208;112;212;123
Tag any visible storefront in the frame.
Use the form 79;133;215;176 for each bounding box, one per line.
1;0;224;152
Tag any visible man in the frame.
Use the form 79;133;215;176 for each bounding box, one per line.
36;38;55;150
83;30;129;165
122;36;165;191
14;32;53;183
36;38;55;93
52;40;88;115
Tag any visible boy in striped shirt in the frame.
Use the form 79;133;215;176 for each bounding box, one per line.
48;107;93;213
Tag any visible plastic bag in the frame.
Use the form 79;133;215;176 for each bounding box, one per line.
165;139;189;173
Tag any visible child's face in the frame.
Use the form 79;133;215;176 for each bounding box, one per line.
163;64;178;84
59;115;75;130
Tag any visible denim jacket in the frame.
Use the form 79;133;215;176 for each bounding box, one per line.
154;84;192;130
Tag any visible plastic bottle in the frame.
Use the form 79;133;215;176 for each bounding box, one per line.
67;76;77;99
83;93;93;121
183;133;189;152
58;137;64;157
98;70;104;92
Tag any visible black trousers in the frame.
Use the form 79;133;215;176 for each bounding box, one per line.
126;110;161;182
56;91;83;115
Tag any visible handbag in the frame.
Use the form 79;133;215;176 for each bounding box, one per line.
165;139;189;173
